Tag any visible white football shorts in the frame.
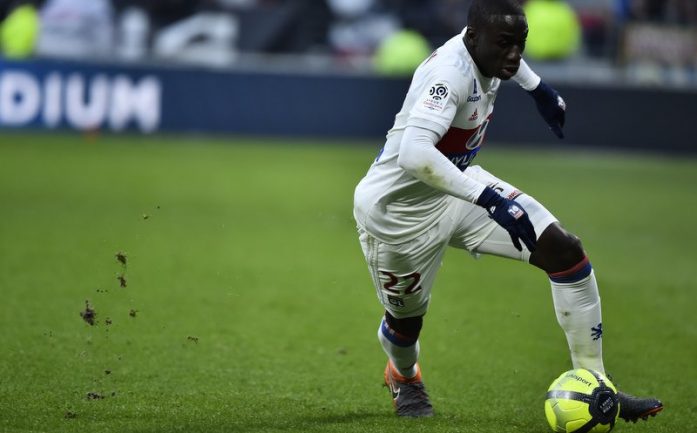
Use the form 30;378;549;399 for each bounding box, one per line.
357;165;558;318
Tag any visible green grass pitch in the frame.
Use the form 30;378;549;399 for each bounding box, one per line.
0;132;695;433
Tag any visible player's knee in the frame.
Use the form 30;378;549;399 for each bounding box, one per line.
532;224;586;273
558;230;584;258
385;311;423;340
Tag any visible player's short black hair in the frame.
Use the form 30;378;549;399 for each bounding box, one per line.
467;0;525;28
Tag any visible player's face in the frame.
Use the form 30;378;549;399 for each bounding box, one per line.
468;15;528;80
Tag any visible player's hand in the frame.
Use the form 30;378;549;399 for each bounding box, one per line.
528;81;566;139
476;187;537;252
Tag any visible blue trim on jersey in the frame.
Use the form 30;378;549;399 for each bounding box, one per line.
381;320;417;347
549;262;593;283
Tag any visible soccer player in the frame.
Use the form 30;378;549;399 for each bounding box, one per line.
353;0;664;421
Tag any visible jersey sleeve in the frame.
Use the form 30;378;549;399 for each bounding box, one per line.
398;125;487;203
512;58;541;91
406;68;468;138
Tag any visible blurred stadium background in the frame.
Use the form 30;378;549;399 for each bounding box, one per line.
1;1;696;432
0;0;696;149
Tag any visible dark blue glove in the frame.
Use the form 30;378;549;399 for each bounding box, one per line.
476;186;537;252
528;81;566;139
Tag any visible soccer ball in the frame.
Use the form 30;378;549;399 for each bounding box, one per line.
545;368;619;432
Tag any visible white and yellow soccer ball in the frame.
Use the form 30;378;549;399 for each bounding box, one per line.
545;368;620;432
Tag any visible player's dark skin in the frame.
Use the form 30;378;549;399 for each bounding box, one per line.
386;13;584;336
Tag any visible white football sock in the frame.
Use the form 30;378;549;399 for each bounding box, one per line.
550;262;605;375
378;319;419;378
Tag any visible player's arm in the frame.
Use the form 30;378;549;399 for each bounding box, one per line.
513;59;566;139
399;75;486;203
398;126;536;252
398;126;486;203
401;73;537;250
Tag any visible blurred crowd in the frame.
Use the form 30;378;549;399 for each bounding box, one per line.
1;0;696;81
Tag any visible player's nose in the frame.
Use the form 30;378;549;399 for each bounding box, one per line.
507;45;523;63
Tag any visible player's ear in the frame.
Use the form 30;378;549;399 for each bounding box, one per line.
465;26;478;46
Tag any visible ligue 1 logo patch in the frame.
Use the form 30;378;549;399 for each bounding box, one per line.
422;83;449;112
429;83;449;100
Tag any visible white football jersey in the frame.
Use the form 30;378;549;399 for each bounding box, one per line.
354;28;501;243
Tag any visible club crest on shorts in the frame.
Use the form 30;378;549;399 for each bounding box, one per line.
387;295;405;308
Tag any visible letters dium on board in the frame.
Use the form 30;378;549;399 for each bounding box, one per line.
0;70;161;132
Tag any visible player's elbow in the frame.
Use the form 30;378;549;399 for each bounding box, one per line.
399;125;441;177
397;147;422;174
398;150;438;183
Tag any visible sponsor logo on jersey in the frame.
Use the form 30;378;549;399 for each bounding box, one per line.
435;117;491;171
422;83;449;112
467;79;481;102
468;109;478;121
448;150;480;170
